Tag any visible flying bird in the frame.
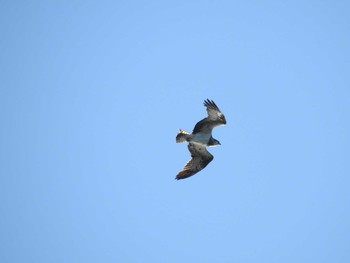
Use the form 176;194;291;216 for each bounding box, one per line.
175;99;226;180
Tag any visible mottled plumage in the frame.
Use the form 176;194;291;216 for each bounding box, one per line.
176;143;213;180
175;99;226;180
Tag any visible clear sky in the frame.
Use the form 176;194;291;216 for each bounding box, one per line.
1;1;349;262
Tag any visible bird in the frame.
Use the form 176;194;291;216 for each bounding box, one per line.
175;99;226;180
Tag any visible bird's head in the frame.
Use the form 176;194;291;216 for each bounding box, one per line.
209;138;221;146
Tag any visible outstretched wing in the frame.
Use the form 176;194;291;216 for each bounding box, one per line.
176;143;214;180
193;99;226;134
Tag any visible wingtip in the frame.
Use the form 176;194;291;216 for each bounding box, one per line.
175;172;186;180
203;98;211;106
175;175;183;180
203;99;219;110
175;176;187;180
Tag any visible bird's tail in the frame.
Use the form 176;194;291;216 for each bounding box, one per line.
176;129;191;143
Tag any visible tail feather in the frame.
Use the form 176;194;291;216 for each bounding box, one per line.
176;129;190;143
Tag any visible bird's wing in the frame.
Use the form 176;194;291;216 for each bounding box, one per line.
192;99;226;134
192;118;212;134
204;99;223;121
176;143;214;180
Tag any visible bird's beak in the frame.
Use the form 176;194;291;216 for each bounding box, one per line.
218;141;221;145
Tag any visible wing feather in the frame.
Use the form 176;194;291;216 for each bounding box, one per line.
192;99;226;134
204;99;222;120
176;143;214;180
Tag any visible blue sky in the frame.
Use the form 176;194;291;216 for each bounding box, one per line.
1;1;349;262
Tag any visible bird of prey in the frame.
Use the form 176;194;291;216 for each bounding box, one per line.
175;99;226;180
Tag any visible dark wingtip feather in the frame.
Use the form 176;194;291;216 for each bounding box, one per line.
203;99;219;111
175;169;196;180
175;172;190;180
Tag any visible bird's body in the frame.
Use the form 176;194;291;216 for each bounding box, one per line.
175;99;226;180
176;130;212;146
